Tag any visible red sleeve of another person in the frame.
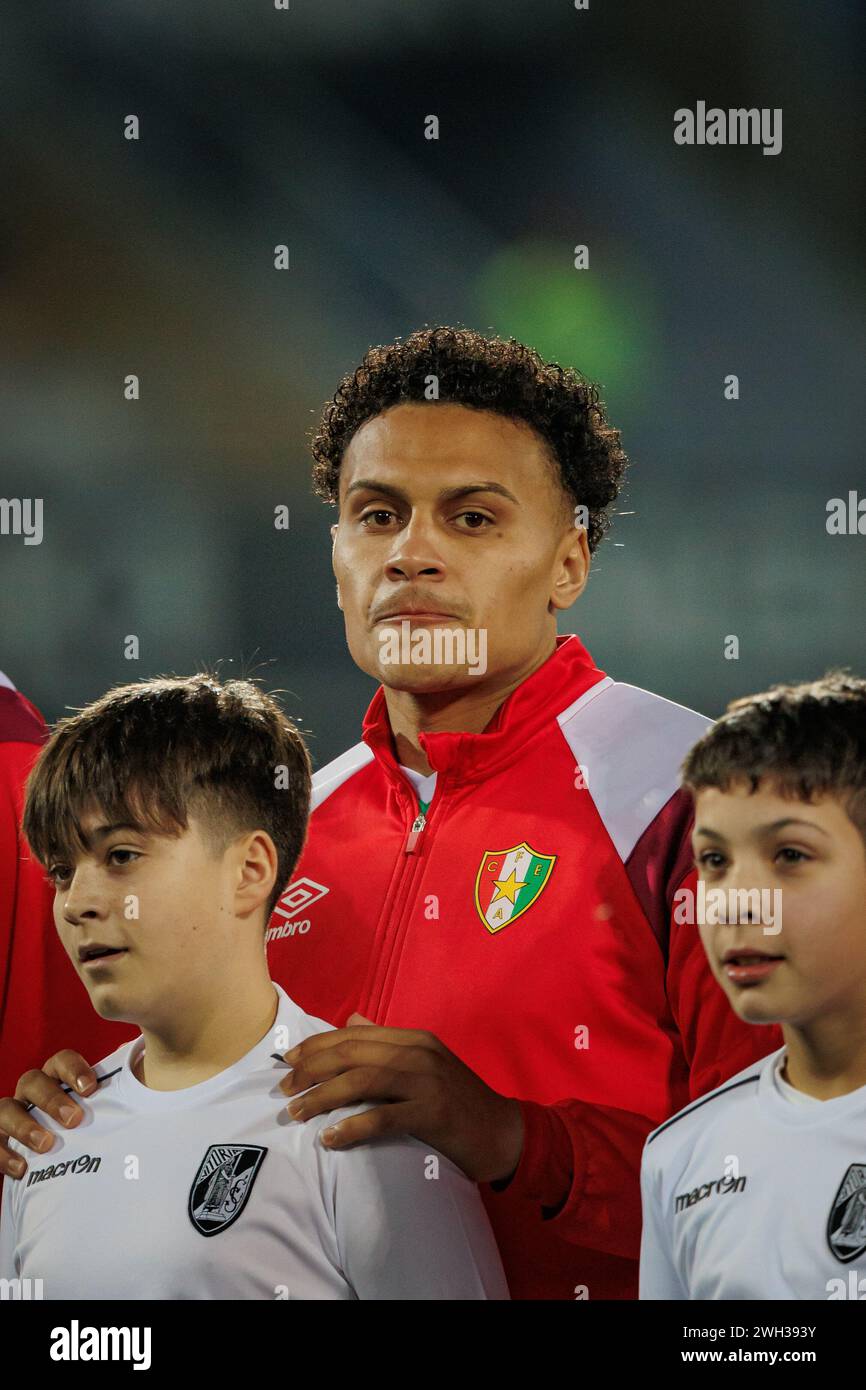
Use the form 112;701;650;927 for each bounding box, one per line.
0;686;135;1097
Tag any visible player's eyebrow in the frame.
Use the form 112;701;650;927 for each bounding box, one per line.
693;818;830;840
345;478;520;506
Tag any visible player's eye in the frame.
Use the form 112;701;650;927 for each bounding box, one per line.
359;508;398;527
454;511;493;530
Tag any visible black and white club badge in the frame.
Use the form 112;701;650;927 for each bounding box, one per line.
188;1145;267;1237
827;1164;866;1263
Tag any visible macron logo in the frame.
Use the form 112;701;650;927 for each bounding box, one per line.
267;878;329;944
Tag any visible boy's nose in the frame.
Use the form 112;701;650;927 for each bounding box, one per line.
62;873;109;924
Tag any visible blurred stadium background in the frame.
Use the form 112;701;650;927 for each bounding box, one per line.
2;0;864;764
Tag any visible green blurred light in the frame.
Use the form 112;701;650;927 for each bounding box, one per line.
474;238;657;406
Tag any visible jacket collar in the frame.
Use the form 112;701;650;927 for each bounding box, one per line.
361;633;606;789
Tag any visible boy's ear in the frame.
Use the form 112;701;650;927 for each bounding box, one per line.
235;831;278;918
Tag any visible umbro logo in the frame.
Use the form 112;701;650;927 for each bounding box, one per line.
266;877;329;944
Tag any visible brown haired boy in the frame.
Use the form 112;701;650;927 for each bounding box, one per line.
640;672;866;1300
0;673;507;1299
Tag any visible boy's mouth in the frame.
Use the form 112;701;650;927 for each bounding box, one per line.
79;944;128;967
721;947;784;986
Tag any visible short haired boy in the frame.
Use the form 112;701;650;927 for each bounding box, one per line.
0;674;508;1300
639;672;866;1300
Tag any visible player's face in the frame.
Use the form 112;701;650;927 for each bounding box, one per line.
692;781;866;1030
48;806;262;1029
330;402;589;695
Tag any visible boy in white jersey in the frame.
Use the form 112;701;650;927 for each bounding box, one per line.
639;671;866;1300
0;673;508;1299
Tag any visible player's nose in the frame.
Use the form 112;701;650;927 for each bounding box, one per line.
384;553;446;583
384;524;446;582
382;505;449;576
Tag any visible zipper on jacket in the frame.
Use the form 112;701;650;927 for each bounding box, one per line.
366;789;444;1017
404;812;426;854
368;793;438;1016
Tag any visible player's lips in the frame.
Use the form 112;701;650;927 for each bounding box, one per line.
374;608;460;623
78;943;129;968
721;948;784;986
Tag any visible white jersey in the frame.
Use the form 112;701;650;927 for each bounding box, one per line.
0;985;508;1300
639;1044;866;1300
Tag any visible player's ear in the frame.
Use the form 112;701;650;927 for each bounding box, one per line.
550;522;590;612
335;582;343;611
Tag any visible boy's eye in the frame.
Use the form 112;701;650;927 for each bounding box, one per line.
776;847;809;865
45;849;140;885
107;849;140;868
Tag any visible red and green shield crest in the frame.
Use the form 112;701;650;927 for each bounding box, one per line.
474;841;557;934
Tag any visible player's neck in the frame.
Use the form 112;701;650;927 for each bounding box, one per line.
133;971;280;1092
385;638;556;775
781;1012;866;1100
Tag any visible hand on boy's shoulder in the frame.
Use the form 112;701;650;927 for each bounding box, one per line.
278;1013;524;1185
0;1049;104;1177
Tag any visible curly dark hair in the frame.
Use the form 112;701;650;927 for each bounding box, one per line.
311;326;629;553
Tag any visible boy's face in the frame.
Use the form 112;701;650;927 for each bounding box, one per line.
692;779;866;1028
48;806;269;1029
